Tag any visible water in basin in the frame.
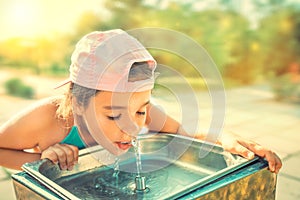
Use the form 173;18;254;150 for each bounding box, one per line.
56;159;209;200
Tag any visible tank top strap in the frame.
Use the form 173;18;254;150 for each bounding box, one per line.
60;126;86;149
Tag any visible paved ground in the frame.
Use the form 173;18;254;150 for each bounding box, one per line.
224;85;300;200
0;83;299;199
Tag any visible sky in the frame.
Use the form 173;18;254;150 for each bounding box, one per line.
0;0;105;40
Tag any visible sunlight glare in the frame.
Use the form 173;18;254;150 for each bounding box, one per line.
12;3;34;23
0;0;105;40
8;1;40;36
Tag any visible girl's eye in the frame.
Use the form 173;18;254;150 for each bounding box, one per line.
107;114;121;120
137;111;146;116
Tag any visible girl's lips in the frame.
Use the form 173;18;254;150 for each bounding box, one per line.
115;142;132;150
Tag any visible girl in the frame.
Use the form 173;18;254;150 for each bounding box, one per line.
0;29;282;173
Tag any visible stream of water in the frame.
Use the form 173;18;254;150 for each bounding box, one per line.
131;138;142;177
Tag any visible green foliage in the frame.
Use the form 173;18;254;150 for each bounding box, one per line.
95;1;253;78
258;7;300;77
0;0;299;97
4;78;35;99
45;62;68;76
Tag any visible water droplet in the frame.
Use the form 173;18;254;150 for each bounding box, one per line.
94;183;100;189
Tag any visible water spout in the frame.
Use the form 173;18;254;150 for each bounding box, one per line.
135;175;146;191
132;138;147;191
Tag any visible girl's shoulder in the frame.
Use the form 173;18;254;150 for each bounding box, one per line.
1;96;65;130
0;95;69;150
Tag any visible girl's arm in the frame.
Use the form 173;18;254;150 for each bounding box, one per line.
0;148;41;170
0;97;78;170
146;103;184;134
0;98;60;150
146;103;282;173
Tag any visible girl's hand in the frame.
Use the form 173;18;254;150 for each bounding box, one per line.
221;134;282;174
41;143;79;171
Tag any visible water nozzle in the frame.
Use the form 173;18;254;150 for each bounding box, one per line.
135;176;146;191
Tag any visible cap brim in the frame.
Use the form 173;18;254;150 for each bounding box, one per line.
53;78;71;89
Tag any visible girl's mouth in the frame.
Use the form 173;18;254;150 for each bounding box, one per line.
115;141;132;150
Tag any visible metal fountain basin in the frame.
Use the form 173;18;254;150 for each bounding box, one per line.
12;134;276;200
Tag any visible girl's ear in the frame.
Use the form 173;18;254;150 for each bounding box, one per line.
72;98;85;115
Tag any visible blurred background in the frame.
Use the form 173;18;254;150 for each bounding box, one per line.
0;0;299;100
0;0;300;199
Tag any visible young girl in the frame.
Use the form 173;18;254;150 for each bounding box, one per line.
0;29;281;173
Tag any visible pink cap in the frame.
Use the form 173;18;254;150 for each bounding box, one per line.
56;29;156;92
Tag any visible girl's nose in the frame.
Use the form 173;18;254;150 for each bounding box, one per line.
121;121;140;137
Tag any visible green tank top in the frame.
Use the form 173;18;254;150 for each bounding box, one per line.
60;126;86;149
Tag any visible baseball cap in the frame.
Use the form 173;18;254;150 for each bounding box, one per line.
55;29;157;92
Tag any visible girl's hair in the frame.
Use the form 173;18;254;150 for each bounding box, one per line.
55;62;153;126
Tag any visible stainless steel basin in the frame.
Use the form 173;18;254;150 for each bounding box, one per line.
16;134;273;200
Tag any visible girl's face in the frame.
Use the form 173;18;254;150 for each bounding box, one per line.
77;90;151;155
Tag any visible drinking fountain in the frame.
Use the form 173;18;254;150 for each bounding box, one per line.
12;134;277;199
